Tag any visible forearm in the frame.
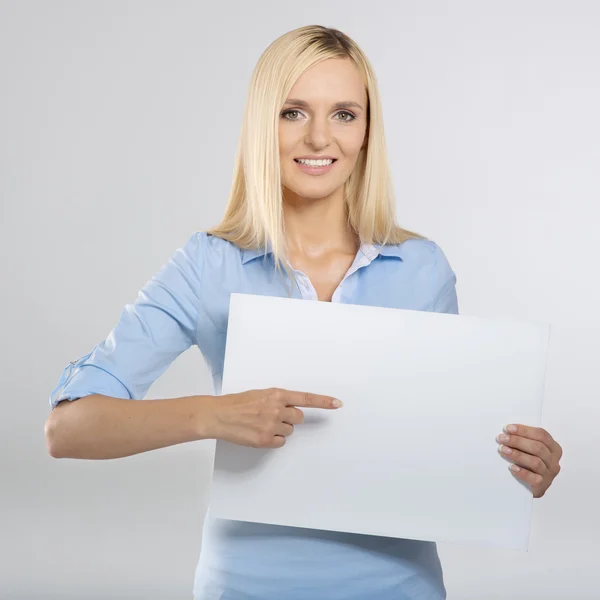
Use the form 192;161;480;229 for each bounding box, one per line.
44;393;218;460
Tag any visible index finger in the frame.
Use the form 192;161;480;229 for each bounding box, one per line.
278;389;343;409
505;424;557;451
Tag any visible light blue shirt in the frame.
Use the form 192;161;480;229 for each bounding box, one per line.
50;231;459;600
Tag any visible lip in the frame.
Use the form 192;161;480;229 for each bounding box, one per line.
294;158;337;176
295;156;337;160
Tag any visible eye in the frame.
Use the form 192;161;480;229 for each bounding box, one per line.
281;109;303;121
336;111;356;122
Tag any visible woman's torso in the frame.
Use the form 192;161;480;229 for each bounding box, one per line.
192;232;457;600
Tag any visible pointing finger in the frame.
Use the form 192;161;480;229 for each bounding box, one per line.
275;389;343;409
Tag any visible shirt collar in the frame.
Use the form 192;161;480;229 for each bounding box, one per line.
240;245;272;265
374;244;404;260
241;242;403;265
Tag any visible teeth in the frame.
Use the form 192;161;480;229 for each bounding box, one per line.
297;158;334;167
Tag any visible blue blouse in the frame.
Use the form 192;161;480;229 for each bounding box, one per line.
50;231;459;600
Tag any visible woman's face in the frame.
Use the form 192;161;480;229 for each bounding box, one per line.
278;58;368;203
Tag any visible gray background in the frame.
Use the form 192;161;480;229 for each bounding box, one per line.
1;1;598;598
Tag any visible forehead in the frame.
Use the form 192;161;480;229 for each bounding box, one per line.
287;58;366;104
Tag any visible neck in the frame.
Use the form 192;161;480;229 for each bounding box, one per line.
282;186;358;257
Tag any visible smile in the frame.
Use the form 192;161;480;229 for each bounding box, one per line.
293;158;337;175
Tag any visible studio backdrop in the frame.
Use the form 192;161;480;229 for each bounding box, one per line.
1;1;598;598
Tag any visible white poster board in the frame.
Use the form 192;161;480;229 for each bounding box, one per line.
210;293;550;551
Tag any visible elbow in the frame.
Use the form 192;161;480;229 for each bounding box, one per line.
44;400;70;458
44;415;62;458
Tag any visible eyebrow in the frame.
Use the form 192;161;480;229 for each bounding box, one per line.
283;99;364;111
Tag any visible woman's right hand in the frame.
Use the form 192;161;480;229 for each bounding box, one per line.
211;388;343;448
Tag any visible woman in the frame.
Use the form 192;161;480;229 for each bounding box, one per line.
46;25;563;600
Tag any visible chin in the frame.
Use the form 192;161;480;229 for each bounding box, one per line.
287;187;338;201
284;177;342;196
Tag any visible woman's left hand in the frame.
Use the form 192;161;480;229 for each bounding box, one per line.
496;424;563;498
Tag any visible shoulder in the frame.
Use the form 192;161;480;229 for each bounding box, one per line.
390;238;454;276
395;238;458;313
178;231;243;265
390;238;458;305
152;232;243;289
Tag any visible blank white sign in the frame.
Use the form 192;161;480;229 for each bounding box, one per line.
210;293;550;551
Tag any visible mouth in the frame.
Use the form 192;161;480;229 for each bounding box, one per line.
293;158;337;175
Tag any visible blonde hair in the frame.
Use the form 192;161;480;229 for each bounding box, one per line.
207;24;426;267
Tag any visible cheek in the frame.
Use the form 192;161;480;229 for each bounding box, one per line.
278;126;297;156
340;129;367;158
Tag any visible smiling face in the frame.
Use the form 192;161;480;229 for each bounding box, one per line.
278;57;369;203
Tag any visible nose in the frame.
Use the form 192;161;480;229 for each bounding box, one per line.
304;115;332;149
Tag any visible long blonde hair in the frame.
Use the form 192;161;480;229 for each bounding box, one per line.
207;25;426;267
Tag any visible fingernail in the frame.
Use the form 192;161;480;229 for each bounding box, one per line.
497;434;510;443
506;425;518;433
509;464;521;472
332;399;343;408
499;445;512;455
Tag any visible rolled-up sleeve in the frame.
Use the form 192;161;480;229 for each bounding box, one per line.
429;242;459;316
49;232;204;409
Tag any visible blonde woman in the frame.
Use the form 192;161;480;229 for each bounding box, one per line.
46;25;563;600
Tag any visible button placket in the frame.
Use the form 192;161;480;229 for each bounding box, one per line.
292;269;318;301
331;246;376;303
289;244;379;303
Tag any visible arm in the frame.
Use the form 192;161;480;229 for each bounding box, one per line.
45;393;220;460
44;232;210;459
46;389;342;458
